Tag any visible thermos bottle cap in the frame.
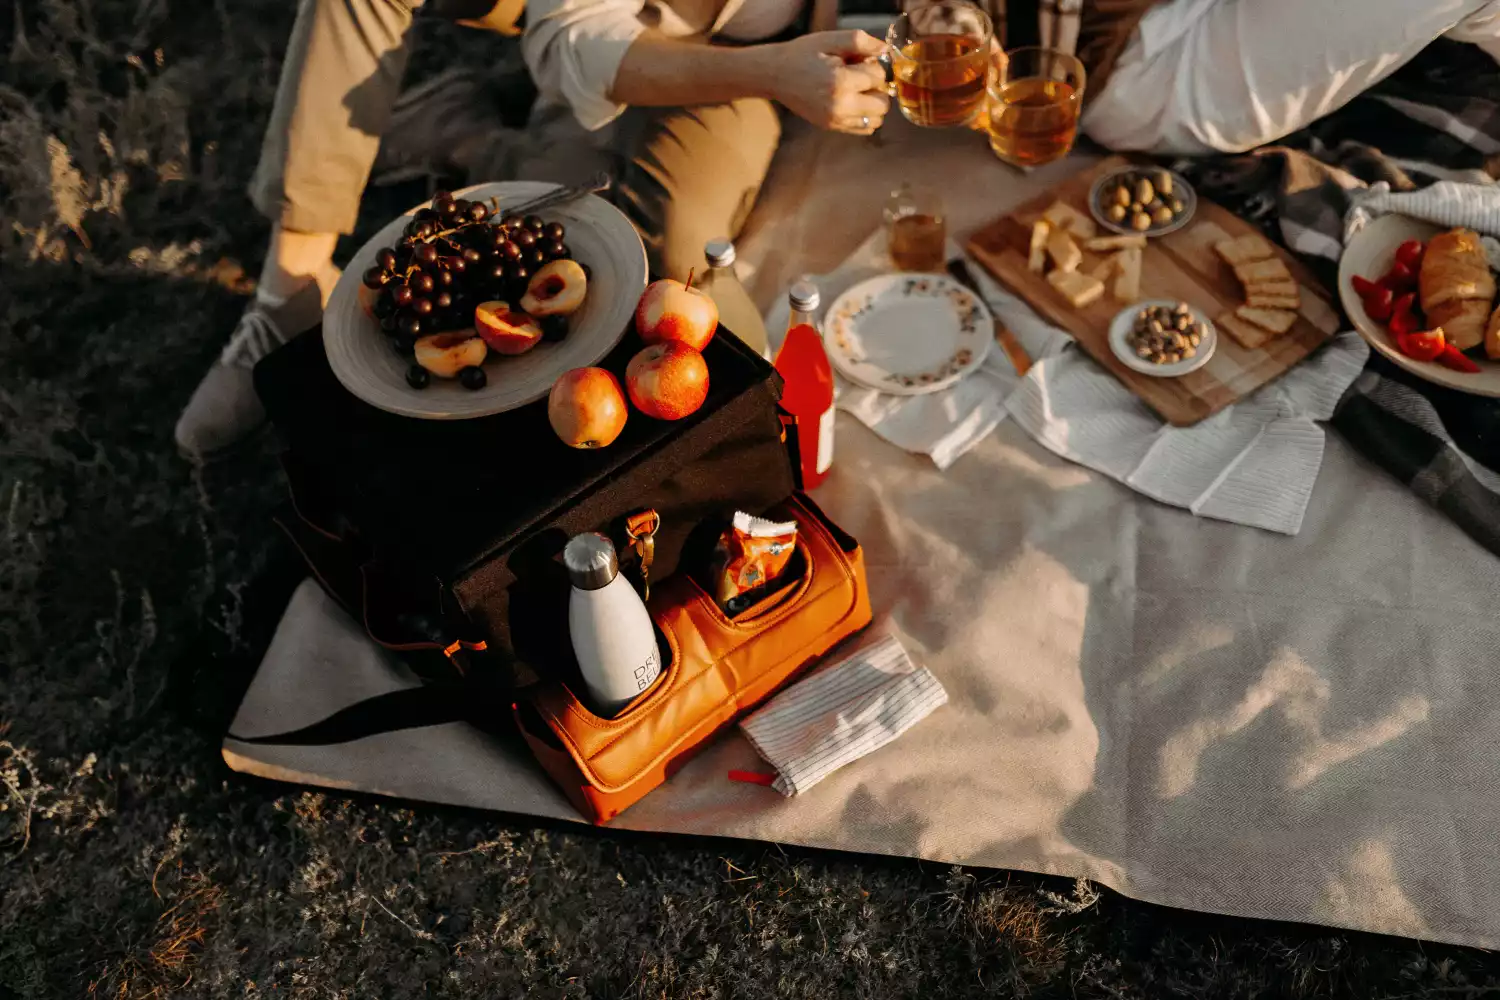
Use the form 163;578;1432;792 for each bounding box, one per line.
564;532;619;591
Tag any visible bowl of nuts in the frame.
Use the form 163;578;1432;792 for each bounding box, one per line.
1088;166;1196;237
1109;299;1217;377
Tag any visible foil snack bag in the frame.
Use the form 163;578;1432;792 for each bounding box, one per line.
712;511;799;614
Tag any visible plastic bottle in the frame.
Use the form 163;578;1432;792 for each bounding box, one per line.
564;532;663;717
774;281;836;491
698;238;770;358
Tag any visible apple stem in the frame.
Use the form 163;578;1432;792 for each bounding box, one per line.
684;267;696;292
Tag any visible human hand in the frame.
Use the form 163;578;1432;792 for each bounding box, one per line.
763;30;891;134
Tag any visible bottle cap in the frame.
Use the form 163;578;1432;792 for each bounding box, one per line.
563;532;618;591
704;238;736;267
789;280;820;313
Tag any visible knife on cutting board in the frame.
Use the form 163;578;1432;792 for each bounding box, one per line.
946;258;1034;377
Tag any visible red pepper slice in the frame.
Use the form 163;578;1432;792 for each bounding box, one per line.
1389;293;1421;337
1437;344;1480;374
1363;284;1394;321
1351;275;1382;298
1383;260;1417;292
1395;239;1426;271
1396;328;1444;362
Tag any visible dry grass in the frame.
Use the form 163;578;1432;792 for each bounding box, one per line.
5;0;1500;997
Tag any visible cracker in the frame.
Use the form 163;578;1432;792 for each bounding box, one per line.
1234;258;1292;285
1218;310;1275;350
1244;292;1302;310
1236;305;1298;335
1214;235;1275;267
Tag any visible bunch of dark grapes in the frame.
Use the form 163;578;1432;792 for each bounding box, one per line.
363;190;574;357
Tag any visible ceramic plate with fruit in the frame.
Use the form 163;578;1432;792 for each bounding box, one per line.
323;181;647;419
1340;214;1500;398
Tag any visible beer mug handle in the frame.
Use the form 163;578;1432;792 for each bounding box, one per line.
878;47;896;97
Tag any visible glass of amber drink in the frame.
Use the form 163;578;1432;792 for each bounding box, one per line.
885;1;993;128
986;47;1086;167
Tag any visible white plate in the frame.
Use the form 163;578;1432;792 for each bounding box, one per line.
1339;213;1500;397
323;181;647;419
1108;299;1217;377
1087;166;1197;238
822;274;993;396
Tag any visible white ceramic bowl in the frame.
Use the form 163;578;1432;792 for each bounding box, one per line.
1108;299;1217;377
323;181;648;419
1087;166;1197;238
1338;213;1500;397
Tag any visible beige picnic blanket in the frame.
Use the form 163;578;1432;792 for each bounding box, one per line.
226;120;1500;950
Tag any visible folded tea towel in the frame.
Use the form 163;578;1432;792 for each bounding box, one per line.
739;633;948;796
1344;180;1500;255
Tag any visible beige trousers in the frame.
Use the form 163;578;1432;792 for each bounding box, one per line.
248;0;782;279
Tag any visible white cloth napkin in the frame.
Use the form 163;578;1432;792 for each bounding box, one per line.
1341;180;1500;268
764;232;1067;470
1004;331;1369;534
740;633;948;796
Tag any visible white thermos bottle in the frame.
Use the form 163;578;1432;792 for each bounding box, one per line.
564;532;663;717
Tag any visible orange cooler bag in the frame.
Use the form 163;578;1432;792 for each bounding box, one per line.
515;493;872;823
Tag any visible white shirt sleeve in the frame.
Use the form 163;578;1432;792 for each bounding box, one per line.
522;0;648;132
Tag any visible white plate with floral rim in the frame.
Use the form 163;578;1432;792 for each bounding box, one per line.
822;273;993;396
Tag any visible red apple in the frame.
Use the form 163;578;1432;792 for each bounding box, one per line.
548;368;628;449
474;301;542;355
625;342;709;420
635;278;718;351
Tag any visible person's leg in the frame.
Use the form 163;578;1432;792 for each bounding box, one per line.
250;0;425;296
1084;0;1500;155
178;0;423;458
612;99;783;282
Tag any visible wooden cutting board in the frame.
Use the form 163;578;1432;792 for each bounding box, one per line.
967;156;1341;426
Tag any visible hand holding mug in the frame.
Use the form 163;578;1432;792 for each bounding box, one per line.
767;30;891;135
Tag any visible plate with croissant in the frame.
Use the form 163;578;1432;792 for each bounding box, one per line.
1340;215;1500;396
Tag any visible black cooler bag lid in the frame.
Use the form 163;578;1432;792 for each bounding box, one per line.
254;324;796;674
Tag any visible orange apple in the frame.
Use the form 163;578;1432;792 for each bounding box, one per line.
634;278;718;351
625;342;709;420
548;368;628;449
474;301;543;355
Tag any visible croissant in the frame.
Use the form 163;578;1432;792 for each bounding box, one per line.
1428;297;1491;352
1487;304;1500;361
1420;228;1495;352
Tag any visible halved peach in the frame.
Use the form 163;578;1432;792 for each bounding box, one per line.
475;301;543;356
520;259;587;317
414;332;487;378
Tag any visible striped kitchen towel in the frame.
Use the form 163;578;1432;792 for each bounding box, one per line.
1002;329;1369;535
1344;181;1500;264
739;634;948;796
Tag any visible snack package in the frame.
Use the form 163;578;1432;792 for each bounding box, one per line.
711;511;799;614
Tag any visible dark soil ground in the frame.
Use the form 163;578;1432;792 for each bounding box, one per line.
4;2;1500;996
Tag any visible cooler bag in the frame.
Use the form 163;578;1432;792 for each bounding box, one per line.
254;324;796;688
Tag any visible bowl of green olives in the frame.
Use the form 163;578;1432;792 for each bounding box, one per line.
1088;166;1197;238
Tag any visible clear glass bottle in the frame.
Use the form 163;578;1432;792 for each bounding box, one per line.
774;281;836;490
698;238;770;359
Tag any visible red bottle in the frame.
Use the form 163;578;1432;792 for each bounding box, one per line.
775;281;835;490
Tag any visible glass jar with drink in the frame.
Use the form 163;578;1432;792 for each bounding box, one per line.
884;182;947;272
883;0;992;128
986;47;1086;168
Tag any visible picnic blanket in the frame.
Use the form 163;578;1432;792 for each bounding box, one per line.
1176;39;1500;555
228;38;1500;955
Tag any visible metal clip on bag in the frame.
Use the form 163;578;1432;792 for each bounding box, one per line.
515;493;873;823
